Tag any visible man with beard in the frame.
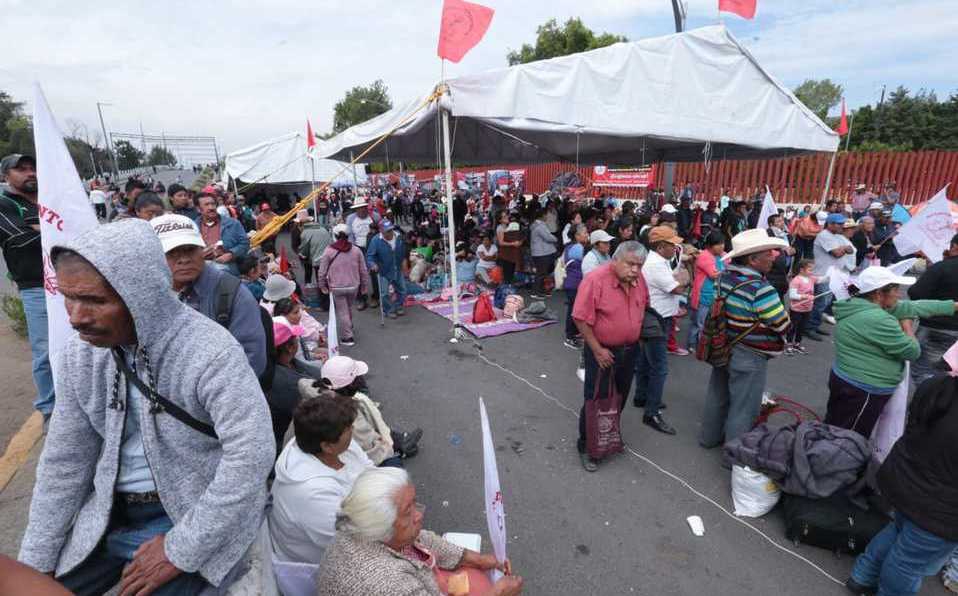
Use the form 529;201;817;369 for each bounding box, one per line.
0;153;55;420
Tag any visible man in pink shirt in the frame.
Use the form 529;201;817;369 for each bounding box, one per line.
572;241;649;472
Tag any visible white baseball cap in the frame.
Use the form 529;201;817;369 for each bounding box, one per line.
660;204;677;214
854;266;916;295
321;356;369;390
150;214;205;253
333;223;349;236
590;229;615;244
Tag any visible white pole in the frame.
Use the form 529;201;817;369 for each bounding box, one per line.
845;111;855;152
441;108;460;334
820;150;838;206
310;156;318;218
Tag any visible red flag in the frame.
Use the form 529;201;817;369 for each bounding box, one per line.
306;119;316;149
835;99;848;136
718;0;757;19
279;246;289;274
437;0;494;63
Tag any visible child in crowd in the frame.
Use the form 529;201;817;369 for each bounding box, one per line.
786;259;816;355
238;255;266;302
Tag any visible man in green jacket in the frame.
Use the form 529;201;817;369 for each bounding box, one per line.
826;266;958;436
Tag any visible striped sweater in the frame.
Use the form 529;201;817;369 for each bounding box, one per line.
718;264;791;356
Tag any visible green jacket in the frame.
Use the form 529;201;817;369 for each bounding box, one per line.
833;297;955;389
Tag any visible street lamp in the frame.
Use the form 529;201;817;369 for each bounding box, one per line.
96;102;120;178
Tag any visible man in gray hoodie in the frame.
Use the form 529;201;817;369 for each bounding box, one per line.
18;219;275;595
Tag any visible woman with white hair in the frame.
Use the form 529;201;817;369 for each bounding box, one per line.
318;468;523;596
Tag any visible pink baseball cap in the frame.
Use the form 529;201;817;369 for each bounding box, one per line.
321;356;369;390
272;320;305;346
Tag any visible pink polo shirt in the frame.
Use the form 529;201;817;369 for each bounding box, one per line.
572;261;648;347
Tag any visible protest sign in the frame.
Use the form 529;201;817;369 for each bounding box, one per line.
591;165;656;188
893;186;952;262
479;397;506;582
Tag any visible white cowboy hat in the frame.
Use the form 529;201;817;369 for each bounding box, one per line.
724;228;788;260
351;199;369;209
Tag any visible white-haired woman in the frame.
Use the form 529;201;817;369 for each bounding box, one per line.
318;468;524;596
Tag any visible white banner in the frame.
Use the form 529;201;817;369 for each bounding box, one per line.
479;397;506;582
33;83;99;372
893;185;952;262
327;290;339;358
756;185;778;230
871;362;908;463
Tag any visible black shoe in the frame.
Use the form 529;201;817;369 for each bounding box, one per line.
579;451;599;472
633;401;667;410
844;578;876;595
356;302;368;311
805;331;824;342
397;428;423;458
643;414;677;435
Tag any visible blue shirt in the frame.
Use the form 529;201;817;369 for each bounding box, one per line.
115;348;158;493
455;258;477;283
699;256;725;308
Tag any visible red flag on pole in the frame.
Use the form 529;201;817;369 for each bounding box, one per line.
835;99;848;136
306;119;316;149
718;0;757;19
437;0;494;64
279;246;290;274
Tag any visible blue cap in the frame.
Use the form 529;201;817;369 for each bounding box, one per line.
381;220;395;232
825;213;846;225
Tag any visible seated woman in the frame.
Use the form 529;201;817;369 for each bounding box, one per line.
270;391;373;566
274;297;325;359
261;272;324;340
318;468;523;596
299;356;422;467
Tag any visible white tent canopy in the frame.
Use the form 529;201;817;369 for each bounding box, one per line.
225;132;368;186
315;25;839;165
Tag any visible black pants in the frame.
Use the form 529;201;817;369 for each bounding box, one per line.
788;310;810;344
578;343;637;453
94;204;106;219
824;371;892;437
498;259;516;284
532;254;555;294
564;288;578;339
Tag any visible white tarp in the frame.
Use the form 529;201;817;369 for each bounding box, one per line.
315;25;839;165
225;132;368;186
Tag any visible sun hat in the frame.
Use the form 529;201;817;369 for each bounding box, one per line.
853;266;916;294
869;201;884;211
263;274;297;302
272;319;304;346
648;226;683;245
825;213;846;226
321;356;369;390
351;199;369;209
843;219;859;229
660;204;678;214
589;229;614;244
150;214;205;253
724;228;789;260
856;183;867;190
333;223;349;236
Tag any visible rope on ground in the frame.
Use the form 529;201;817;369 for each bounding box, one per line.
474;349;845;587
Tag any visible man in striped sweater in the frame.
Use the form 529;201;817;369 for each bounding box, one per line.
699;229;790;451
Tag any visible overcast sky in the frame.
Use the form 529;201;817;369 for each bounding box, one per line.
1;0;955;159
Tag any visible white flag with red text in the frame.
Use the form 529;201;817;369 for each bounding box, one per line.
893;186;952;262
327;291;339;358
479;397;507;582
32;84;99;371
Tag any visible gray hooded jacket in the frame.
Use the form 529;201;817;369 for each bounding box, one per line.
18;219;276;586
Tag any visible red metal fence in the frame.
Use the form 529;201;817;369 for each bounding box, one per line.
401;150;958;205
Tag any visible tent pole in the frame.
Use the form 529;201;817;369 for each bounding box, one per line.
820;150;838;206
441;107;460;336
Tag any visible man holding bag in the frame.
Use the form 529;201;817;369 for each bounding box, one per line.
572;241;650;472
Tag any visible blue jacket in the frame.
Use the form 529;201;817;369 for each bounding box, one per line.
366;233;406;281
195;215;250;274
562;243;585;291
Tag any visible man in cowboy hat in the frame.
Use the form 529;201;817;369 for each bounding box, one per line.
346;197;380;308
699;228;791;451
851;183;876;220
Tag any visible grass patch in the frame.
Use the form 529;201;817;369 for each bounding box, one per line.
1;294;28;338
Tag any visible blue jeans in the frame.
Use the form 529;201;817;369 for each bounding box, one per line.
911;326;958;388
634;321;669;417
19;288;55;416
851;513;958;596
685;305;710;351
58;501;208;596
807;281;832;333
379;275;407;314
699;346;768;448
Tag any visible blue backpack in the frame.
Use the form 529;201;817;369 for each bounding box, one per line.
494;284;517;309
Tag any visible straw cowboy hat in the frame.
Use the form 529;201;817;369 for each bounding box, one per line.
724;228;788;260
351;198;369;209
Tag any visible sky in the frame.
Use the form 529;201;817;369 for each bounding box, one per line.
1;0;955;161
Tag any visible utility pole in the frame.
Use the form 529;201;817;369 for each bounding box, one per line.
96;102;120;177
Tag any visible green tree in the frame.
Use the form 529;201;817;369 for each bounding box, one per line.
146;145;177;167
507;17;627;65
332;80;393;133
793;79;844;122
114;139;144;170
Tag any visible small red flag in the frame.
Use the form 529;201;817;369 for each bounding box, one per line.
279;246;289;274
437;0;494;64
718;0;757;19
835;99;848;136
306;119;316;149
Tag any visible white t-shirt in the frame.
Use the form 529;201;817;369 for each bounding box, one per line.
813;229;855;276
476;243;498;271
89;190;107;205
643;250;681;317
351;217;372;248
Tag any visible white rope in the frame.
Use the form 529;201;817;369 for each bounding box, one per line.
475;350;845;587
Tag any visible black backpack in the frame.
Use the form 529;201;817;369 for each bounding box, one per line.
214;274;276;392
782;493;889;556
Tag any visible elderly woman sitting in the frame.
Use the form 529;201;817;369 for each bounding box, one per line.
318;468;523;596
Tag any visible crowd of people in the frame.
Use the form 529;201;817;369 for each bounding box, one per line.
1;149;957;596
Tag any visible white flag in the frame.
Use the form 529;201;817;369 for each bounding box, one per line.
893;185;952;262
871;362;908;464
479;397;507;582
825;266;851;302
756;186;778;230
33;84;99;372
327;292;339;358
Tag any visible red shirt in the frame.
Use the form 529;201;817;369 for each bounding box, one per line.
572;261;648;347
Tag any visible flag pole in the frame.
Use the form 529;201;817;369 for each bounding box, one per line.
845;111;855;151
440;86;461;338
310;155;318;217
820;150;838;207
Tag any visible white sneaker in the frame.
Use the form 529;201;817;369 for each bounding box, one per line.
823;314;836;325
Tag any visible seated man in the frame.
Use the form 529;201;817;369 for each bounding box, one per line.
151;214;267;378
195;192;249;275
18;220;275;595
269;392;373;565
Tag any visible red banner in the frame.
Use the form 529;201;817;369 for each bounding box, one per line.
591;165;656;188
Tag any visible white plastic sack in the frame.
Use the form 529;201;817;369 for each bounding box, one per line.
731;465;780;518
871;362;909;464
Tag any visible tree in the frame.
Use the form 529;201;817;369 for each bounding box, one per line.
146;145;177;167
332;80;393;133
114;140;144;170
506;17;627;66
793;79;843;122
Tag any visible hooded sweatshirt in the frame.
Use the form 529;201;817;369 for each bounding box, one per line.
269;439;373;565
832;297;955;391
316;240;370;295
19;220;275;586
